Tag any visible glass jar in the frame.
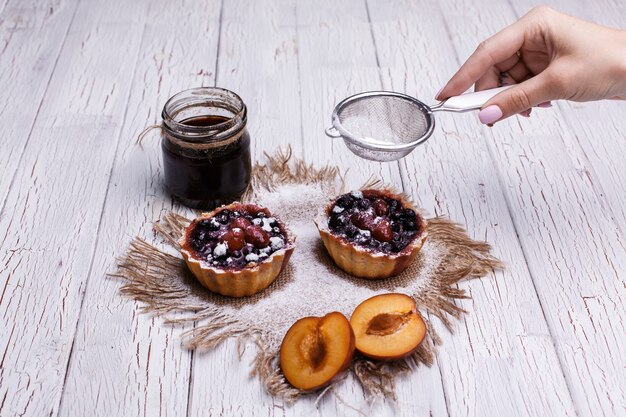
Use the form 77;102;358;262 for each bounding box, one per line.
161;87;251;209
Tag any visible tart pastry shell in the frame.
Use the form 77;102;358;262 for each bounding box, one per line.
179;203;295;298
315;190;427;280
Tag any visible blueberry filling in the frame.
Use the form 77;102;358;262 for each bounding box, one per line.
328;192;420;254
188;207;286;269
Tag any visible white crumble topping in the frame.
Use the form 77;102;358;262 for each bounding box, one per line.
332;206;344;213
261;218;273;232
212;261;218;265
272;226;280;233
205;254;213;262
259;253;268;258
226;257;233;264
252;218;262;225
232;227;242;233
259;246;272;254
245;253;260;262
360;230;371;237
270;236;284;251
351;190;363;199
213;242;228;257
210;218;220;228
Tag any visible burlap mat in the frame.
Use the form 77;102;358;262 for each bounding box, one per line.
111;149;503;403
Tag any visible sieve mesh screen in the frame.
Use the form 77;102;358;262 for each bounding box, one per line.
336;94;431;145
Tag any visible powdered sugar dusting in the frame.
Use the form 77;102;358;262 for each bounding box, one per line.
210;183;442;351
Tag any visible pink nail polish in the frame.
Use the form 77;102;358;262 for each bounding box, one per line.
478;105;503;125
537;101;552;108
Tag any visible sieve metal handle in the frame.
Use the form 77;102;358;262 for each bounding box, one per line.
325;126;341;138
431;85;513;113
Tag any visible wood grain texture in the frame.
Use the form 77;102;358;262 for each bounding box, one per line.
0;0;149;415
57;0;223;416
439;1;626;416
366;1;578;416
0;0;80;221
0;0;624;416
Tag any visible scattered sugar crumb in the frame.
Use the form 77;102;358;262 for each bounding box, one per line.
269;236;284;251
204;182;443;351
213;242;228;257
245;253;259;262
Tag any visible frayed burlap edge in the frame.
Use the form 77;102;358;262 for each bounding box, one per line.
111;148;503;404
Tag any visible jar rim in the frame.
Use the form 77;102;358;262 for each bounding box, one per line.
161;87;247;142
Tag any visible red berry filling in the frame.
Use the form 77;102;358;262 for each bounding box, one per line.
188;206;287;268
328;191;420;254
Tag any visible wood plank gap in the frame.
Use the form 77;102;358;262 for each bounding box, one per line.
433;350;452;417
294;0;307;155
213;0;225;87
363;0;383;88
0;0;82;226
364;0;410;199
185;350;195;417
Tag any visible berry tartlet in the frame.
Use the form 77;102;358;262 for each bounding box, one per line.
315;189;427;279
179;203;295;297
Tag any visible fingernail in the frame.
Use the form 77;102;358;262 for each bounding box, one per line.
537;101;552;108
478;105;503;125
435;87;444;100
520;109;531;117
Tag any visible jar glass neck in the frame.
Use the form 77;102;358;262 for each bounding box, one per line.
162;87;247;143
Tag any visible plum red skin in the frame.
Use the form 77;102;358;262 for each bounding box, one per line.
371;219;392;242
230;217;252;230
223;228;246;251
245;225;270;248
350;212;374;230
373;199;389;216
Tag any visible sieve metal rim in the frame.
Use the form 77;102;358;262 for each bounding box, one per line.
329;90;436;152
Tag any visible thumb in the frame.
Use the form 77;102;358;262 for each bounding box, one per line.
478;71;559;124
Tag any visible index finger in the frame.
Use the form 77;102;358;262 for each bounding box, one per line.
436;19;527;100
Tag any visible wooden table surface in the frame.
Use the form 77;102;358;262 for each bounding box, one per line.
1;0;625;416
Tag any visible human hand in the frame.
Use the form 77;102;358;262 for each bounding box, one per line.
436;6;626;125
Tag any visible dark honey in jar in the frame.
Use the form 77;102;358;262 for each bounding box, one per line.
161;88;251;209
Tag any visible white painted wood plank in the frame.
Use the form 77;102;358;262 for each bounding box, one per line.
296;0;404;189
293;1;449;416
366;1;579;416
57;0;223;416
438;1;626;416
3;2;622;417
185;1;303;416
0;0;150;416
0;0;80;214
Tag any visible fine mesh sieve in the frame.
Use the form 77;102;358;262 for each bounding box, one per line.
325;86;512;162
